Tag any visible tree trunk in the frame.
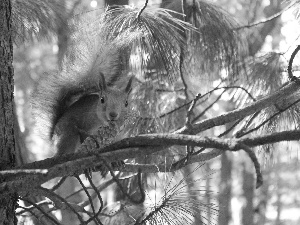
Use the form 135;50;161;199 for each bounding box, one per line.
275;154;282;225
218;152;232;225
0;0;18;224
255;168;270;225
205;162;212;224
241;161;255;225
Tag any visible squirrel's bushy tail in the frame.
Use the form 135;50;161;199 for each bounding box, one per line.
32;19;123;139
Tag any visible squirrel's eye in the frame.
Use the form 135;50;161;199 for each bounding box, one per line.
125;100;128;107
100;97;105;104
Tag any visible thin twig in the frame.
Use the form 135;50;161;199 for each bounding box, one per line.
17;205;40;221
141;82;222;121
220;86;256;101
240;97;300;137
84;174;104;225
176;117;244;168
192;90;226;123
0;169;48;180
235;2;295;30
186;93;202;127
176;82;300;134
102;159;145;204
141;85;255;121
288;45;300;82
20;197;60;225
136;0;149;20
51;176;67;192
80;178;115;208
235;112;260;138
238;144;263;189
16;199;52;216
38;187;86;224
75;175;100;224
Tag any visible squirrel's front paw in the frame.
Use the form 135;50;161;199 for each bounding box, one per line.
94;122;118;146
81;136;98;152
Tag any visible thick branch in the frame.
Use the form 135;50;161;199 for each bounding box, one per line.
176;82;300;134
2;130;300;195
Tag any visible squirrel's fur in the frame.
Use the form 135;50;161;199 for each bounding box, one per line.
32;10;133;155
52;73;132;155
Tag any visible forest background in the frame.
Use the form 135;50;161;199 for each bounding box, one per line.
1;0;300;224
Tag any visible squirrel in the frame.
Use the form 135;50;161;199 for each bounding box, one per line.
30;6;140;156
32;70;133;156
54;73;132;155
31;21;134;155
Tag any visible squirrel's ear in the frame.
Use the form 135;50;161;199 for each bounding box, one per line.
125;76;133;94
99;72;107;92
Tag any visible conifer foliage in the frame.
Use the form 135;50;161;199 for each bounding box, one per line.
1;0;300;224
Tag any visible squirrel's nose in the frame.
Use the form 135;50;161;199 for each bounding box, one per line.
109;112;118;120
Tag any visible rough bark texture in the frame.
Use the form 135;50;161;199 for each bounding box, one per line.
0;0;17;224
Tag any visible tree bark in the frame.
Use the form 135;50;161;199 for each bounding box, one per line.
0;0;17;224
241;161;255;225
255;169;270;225
218;152;232;225
275;154;282;225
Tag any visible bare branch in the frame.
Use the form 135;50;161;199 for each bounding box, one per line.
142;82;223;121
235;2;295;30
20;197;60;225
186;93;202;127
238;144;263;189
103;159;145;204
0;169;48;180
239;98;300;137
288;45;300;82
176;82;300;134
79;178;115;208
136;0;149;20
75;175;99;224
50;176;67;192
192;90;226;123
37;187;86;223
2;129;300;196
84;174;104;225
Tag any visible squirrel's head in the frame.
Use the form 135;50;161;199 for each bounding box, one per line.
97;73;133;125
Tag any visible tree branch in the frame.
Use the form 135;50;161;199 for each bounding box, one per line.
235;2;295;30
288;45;300;82
176;81;300;134
2;129;300;195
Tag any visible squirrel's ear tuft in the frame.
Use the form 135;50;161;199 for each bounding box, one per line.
125;76;133;94
99;72;107;92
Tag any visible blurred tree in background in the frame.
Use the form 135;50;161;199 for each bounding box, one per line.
1;0;300;224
